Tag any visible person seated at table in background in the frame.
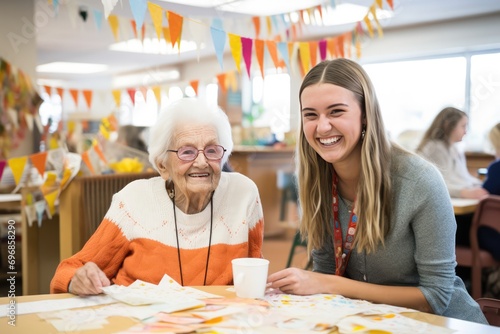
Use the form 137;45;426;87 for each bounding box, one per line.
267;59;487;324
483;122;500;196
416;107;488;199
50;98;264;296
416;107;489;249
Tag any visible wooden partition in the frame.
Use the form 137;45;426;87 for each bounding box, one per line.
58;171;158;261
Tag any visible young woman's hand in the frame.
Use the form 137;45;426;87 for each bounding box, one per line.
68;262;110;296
460;187;489;199
267;267;331;295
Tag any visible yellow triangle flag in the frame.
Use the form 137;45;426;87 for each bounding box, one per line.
227;72;238;92
152;86;161;103
7;156;28;185
363;16;374;38
299;42;311;74
108;15;120;41
376;0;383;8
60;167;72;190
112;89;121;107
266;16;272;36
44;189;60;217
370;5;383;37
148;2;164;40
228;33;242;73
29;151;48;178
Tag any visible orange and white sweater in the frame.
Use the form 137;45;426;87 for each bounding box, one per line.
50;173;264;293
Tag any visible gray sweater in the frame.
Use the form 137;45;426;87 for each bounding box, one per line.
312;148;487;324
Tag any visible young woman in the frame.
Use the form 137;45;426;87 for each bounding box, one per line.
267;59;487;324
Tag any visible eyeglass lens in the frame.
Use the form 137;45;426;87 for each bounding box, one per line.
177;145;224;161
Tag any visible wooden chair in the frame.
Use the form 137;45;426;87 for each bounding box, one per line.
456;195;500;299
476;298;500;326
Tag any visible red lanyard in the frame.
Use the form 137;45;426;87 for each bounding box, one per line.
332;172;358;276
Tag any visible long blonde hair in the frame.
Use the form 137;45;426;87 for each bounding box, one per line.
298;58;392;254
416;107;467;152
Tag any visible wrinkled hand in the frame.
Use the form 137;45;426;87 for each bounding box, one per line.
460;187;489;199
69;262;110;296
267;267;325;295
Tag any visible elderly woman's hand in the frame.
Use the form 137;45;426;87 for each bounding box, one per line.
68;262;110;296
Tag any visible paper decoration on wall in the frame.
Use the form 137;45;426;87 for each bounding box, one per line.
129;0;148;29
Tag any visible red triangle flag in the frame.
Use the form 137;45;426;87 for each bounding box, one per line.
127;89;136;105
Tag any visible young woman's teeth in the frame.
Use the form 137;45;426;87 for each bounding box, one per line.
319;137;340;145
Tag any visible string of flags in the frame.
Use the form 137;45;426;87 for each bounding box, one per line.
38;0;393;111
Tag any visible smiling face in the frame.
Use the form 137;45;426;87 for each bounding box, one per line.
301;83;364;167
158;123;222;207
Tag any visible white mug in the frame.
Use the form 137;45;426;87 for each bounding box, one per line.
231;258;269;298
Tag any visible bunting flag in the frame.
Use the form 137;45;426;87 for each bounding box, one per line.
0;160;6;181
112;89;121;106
363;16;374;38
92;141;107;164
34;200;46;227
43;85;52;96
44;189;60;217
81;150;95;175
108;15;120;41
252;17;260;38
255;39;265;77
277;42;291;73
102;0;119;19
299;42;311;74
30;151;48;177
56;87;64;98
152;86;161;103
82;90;93;109
148;1;163;40
167;11;183;49
69;89;79;107
7;156;28;185
265;40;281;70
127;88;136;105
241;37;253;78
319;39;327;61
211;27;226;69
370;5;383;37
129;0;148;29
228;33;242;73
189;80;199;95
93;9;104;30
216;73;227;95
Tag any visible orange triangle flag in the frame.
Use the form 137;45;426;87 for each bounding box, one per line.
228;33;242;73
131;20;138;38
112;89;121;107
82;90;93;109
43;85;52;96
30;151;48;178
189;80;199;96
327;38;337;58
166;11;183;49
309;41;318;67
386;0;394;10
108;15;120;41
69;89;79;107
337;35;345;58
56;87;64;98
7;156;28;185
265;40;280;70
255;39;265;78
252;17;260;38
216;73;227;95
148;2;164;40
81;151;95;175
93;141;107;164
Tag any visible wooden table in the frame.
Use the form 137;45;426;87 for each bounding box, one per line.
451;198;480;215
0;286;497;333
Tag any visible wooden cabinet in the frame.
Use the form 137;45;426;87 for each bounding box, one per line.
229;146;296;237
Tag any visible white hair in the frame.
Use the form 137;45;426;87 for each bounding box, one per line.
148;98;233;172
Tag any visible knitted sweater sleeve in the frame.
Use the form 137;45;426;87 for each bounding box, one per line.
50;201;131;293
247;188;265;258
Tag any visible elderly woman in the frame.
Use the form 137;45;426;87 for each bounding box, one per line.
50;98;264;295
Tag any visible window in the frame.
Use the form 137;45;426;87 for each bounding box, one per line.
469;52;500;152
363;57;467;151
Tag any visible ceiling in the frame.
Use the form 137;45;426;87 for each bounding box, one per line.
35;0;500;89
